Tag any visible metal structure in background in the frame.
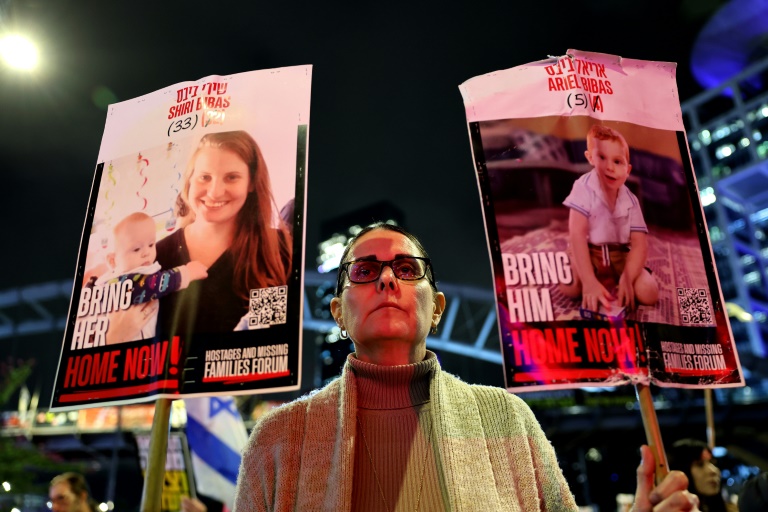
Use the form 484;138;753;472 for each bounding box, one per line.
302;269;502;365
0;271;501;363
0;280;71;339
681;54;768;359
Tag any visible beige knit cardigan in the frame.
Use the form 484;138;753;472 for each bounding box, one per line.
233;358;578;511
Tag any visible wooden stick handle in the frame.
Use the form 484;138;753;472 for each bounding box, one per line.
140;398;172;512
704;388;715;449
635;383;669;484
181;431;198;500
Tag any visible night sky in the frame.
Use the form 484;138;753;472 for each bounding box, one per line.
1;0;724;292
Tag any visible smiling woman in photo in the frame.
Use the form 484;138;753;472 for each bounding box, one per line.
106;130;292;343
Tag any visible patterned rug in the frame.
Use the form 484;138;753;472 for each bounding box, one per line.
498;218;715;326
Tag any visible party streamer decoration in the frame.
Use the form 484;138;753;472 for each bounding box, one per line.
136;152;150;210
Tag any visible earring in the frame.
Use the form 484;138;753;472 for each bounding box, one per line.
339;328;348;340
430;323;438;335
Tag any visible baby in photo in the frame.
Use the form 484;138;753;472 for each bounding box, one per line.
94;212;208;341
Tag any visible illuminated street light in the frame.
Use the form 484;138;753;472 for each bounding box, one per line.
726;302;754;322
0;33;39;70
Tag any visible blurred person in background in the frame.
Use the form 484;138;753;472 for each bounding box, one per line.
668;438;738;512
737;471;767;512
49;472;97;512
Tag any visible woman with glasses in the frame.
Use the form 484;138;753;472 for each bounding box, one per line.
234;222;699;511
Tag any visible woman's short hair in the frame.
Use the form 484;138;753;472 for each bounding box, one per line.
50;472;91;499
334;222;438;296
51;472;89;494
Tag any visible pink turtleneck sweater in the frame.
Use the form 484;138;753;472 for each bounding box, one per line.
349;353;447;511
234;350;578;511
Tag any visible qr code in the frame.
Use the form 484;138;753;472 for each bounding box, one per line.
247;286;288;329
677;288;712;325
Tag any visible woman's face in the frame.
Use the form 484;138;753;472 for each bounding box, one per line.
187;146;251;226
690;449;721;496
330;229;444;357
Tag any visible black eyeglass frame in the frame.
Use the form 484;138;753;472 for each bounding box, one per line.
335;256;434;296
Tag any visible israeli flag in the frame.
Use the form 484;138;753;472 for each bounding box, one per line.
184;396;249;509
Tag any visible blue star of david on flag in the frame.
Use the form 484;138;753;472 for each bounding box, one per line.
209;396;239;418
184;396;249;509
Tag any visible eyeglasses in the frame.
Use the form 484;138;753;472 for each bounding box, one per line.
337;256;432;292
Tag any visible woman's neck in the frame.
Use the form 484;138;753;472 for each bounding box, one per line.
185;220;237;265
349;351;435;409
353;341;427;366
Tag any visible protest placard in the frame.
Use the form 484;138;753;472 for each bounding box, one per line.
51;66;311;410
460;50;743;392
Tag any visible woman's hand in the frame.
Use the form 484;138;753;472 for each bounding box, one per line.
633;445;700;511
180;497;207;512
105;300;159;345
81;263;109;288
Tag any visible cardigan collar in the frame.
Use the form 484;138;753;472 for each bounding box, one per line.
347;351;435;409
295;349;503;511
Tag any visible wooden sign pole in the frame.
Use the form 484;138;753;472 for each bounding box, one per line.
181;431;198;500
635;383;669;484
704;388;715;449
140;398;173;512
